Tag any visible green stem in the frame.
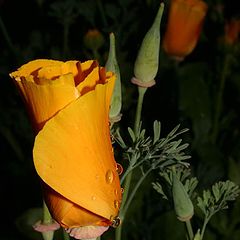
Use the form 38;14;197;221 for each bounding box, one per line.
115;225;122;240
185;220;194;240
211;54;230;143
120;166;131;185
43;201;52;224
42;201;54;240
115;87;147;240
116;168;152;240
120;167;152;219
115;169;132;240
200;216;211;240
134;87;147;133
93;48;101;63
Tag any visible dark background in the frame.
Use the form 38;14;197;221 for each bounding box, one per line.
0;0;240;239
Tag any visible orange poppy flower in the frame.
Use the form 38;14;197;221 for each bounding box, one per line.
10;59;122;229
162;0;208;60
224;18;240;45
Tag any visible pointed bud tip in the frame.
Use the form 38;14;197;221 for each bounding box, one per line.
105;32;122;120
133;2;164;85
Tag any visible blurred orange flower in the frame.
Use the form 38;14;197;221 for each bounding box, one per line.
224;18;240;45
10;59;122;229
163;0;208;60
84;29;105;51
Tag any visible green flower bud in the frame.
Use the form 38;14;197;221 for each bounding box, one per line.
172;173;194;222
132;3;164;88
194;229;202;240
83;29;104;51
42;231;54;240
105;33;122;122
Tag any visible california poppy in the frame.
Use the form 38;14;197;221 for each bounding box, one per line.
224;18;240;45
10;60;122;231
162;0;208;60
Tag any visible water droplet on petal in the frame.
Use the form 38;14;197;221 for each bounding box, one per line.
111;217;121;228
105;170;114;184
121;188;124;194
116;163;123;175
91;196;96;201
114;189;118;196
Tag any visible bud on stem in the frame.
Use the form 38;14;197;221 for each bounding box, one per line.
172;173;194;222
105;33;122;122
132;3;164;87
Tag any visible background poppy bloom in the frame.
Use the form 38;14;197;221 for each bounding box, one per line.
162;0;208;60
10;59;122;229
224;18;240;45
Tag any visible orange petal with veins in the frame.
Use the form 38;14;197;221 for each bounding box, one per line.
33;77;121;227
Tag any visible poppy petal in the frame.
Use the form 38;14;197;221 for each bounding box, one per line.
14;73;79;131
33;77;121;223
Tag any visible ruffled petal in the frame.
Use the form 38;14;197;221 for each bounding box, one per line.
10;59;63;79
15;73;79;131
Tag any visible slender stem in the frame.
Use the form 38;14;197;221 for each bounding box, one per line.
120;168;152;219
120;166;131;185
115;167;132;240
185;220;194;240
120;157;146;184
42;201;54;240
134;87;147;133
93;48;101;63
200;216;211;240
115;225;122;240
211;54;230;143
116;168;152;240
115;87;147;240
43;201;52;224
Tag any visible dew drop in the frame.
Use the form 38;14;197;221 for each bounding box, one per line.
91;196;96;201
114;189;118;196
105;170;114;184
111;216;121;228
121;188;124;194
116;163;123;175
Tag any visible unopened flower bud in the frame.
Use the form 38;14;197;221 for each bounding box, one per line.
84;29;104;51
132;3;164;88
193;229;201;240
172;173;194;222
105;33;122;122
